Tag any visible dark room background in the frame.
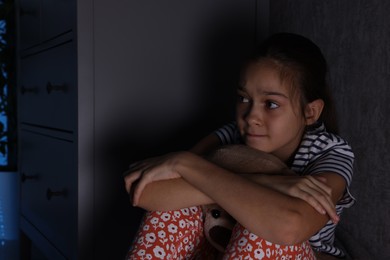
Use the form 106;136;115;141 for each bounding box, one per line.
90;1;390;258
2;0;389;259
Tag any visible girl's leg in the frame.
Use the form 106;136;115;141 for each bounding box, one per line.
126;206;216;260
223;223;316;260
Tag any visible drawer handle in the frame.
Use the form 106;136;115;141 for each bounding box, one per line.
46;82;68;94
46;188;67;200
21;86;38;95
21;173;38;182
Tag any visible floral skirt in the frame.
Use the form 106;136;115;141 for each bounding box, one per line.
126;206;316;260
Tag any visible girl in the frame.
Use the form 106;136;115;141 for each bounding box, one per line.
124;33;355;259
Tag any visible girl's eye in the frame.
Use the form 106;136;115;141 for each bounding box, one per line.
237;95;250;103
266;101;279;109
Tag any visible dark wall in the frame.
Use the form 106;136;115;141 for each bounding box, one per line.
269;1;390;258
91;1;260;258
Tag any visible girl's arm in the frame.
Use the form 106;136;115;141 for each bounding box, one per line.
124;133;221;210
135;172;336;218
130;178;214;211
125;143;335;218
173;152;345;245
126;151;345;245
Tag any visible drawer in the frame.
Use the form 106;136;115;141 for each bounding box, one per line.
41;0;75;41
19;0;40;49
19;0;75;50
19;41;76;132
20;130;77;258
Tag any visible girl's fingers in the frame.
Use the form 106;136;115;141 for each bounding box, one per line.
315;176;328;183
131;178;143;206
132;172;149;206
302;176;334;205
127;162;148;175
132;168;157;206
300;190;338;223
124;153;182;206
124;171;142;193
294;184;327;214
306;176;332;196
312;177;340;222
297;178;339;223
299;191;326;215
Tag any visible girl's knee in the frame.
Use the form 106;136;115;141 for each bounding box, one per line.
127;207;207;259
223;224;316;260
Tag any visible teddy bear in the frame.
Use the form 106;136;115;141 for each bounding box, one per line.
202;144;289;253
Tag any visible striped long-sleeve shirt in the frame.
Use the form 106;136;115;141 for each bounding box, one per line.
214;122;355;257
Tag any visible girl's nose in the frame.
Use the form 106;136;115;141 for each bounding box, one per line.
245;104;264;126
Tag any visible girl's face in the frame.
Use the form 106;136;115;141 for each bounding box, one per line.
236;59;306;162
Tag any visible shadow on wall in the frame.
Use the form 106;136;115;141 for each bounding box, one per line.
92;10;258;260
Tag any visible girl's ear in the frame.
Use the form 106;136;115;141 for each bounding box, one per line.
304;99;324;125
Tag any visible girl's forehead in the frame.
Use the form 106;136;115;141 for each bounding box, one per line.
241;60;292;95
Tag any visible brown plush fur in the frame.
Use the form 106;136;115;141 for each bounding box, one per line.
202;144;288;253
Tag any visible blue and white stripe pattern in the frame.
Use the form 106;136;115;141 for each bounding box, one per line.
214;122;355;257
214;121;241;145
291;123;355;257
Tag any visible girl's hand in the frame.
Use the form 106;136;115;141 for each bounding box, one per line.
251;174;339;223
123;153;183;206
